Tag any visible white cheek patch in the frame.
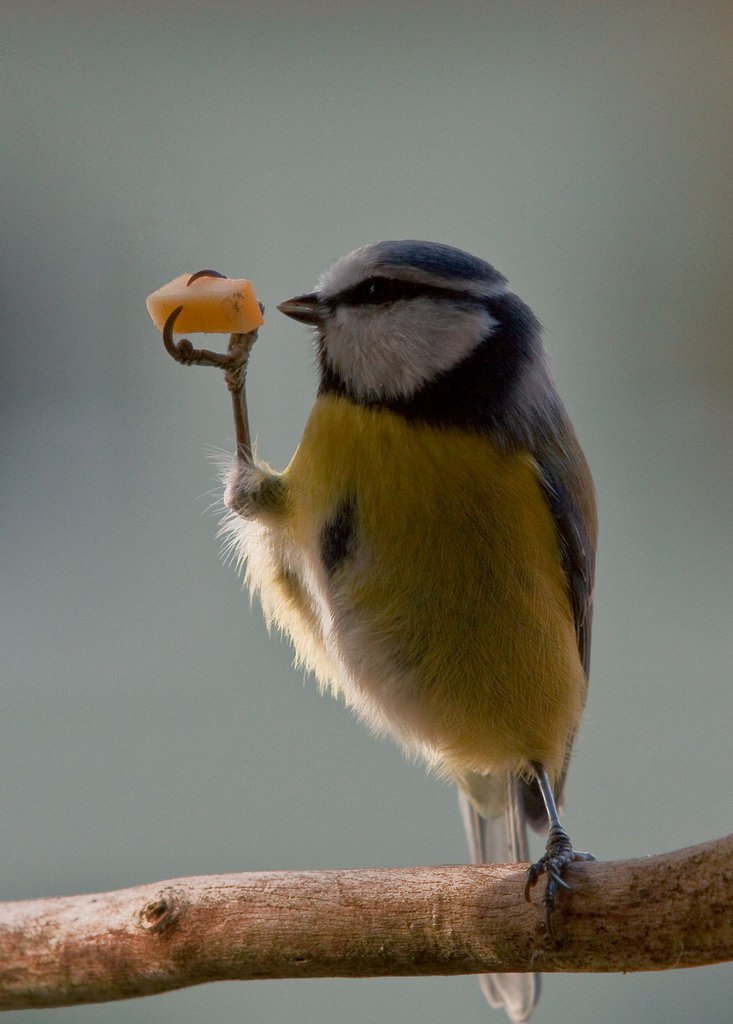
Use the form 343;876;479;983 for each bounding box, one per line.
325;300;497;401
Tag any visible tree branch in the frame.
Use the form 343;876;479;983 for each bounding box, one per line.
1;834;731;1011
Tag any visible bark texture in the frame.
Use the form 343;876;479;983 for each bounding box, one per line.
0;834;731;1010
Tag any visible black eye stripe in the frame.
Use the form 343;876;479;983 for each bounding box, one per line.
329;275;485;309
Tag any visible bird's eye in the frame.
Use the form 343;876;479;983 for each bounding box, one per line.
354;276;399;304
336;275;429;308
367;278;392;300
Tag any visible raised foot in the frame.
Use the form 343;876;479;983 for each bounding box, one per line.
161;270;265;463
162;270;263;381
524;823;594;937
163;308;258;375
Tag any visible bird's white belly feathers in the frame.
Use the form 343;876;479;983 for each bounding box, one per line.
227;495;424;749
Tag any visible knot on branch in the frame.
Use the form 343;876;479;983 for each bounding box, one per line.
138;889;186;934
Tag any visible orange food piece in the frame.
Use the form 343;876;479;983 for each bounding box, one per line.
146;273;264;334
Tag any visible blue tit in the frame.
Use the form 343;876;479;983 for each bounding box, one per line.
221;240;597;1024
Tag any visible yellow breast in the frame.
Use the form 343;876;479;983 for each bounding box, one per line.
277;394;586;781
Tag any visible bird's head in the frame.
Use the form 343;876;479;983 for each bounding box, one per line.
278;240;552;442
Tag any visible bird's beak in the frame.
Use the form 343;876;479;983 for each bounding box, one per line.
277;292;323;326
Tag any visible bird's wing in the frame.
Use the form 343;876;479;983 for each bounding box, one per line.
521;413;597;826
534;416;597;680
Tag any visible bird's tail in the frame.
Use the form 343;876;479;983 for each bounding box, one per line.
458;774;540;1023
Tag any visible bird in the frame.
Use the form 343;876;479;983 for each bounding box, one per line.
219;240;597;1022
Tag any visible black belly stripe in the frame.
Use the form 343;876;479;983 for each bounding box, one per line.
321;497;357;575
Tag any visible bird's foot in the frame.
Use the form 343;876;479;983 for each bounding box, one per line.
524;823;594;938
162;270;262;381
162;270;264;463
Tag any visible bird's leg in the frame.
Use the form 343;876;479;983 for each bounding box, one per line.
161;276;284;519
221;326;289;519
524;763;594;937
222;330;257;467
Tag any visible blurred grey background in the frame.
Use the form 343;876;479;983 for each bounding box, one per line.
2;3;732;1022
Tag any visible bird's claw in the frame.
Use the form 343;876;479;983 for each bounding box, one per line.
162;269;264;378
163;305;256;371
160;270;265;460
186;269;227;285
524;824;594;939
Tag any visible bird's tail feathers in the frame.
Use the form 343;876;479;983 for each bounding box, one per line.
458;774;540;1024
